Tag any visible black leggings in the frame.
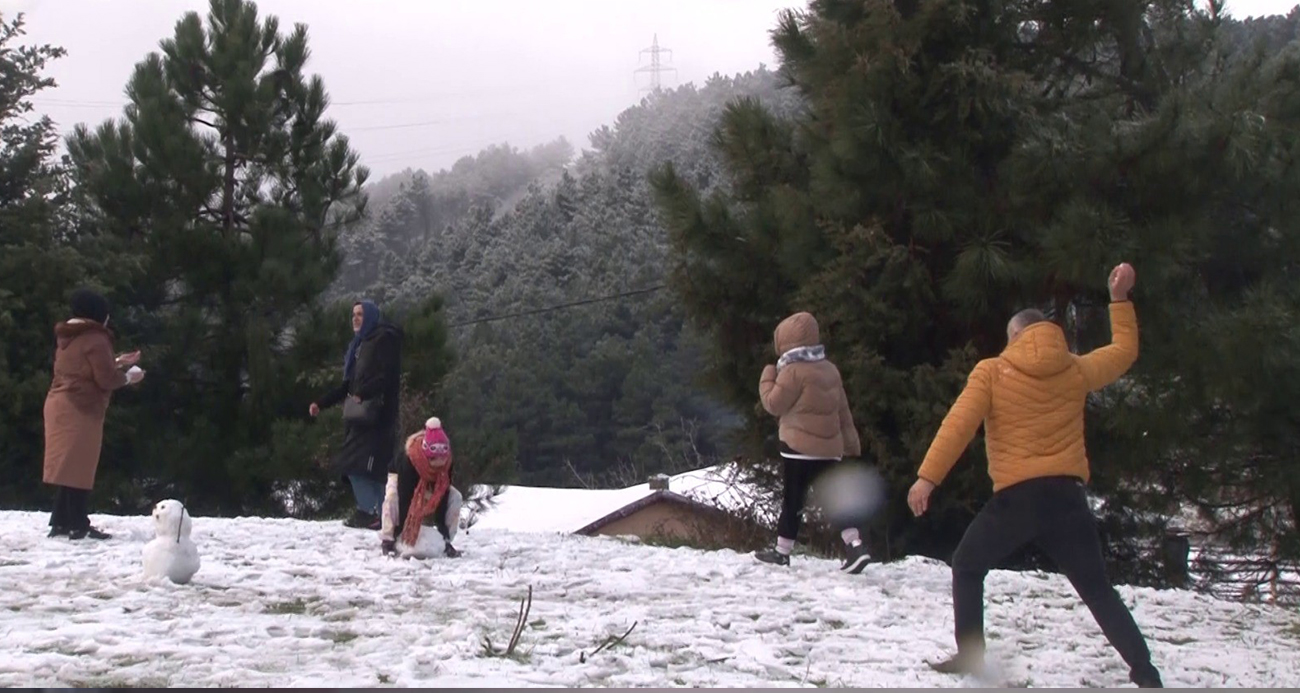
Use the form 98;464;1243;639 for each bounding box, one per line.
49;485;90;531
776;456;837;541
950;476;1155;673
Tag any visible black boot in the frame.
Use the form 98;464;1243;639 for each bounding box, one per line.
444;543;461;558
1130;664;1163;688
48;526;69;538
343;510;379;529
68;526;111;541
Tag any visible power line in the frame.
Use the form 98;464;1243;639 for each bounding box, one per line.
362;140;500;164
328;86;559;106
31;97;123;106
29;100;519;132
449;285;666;328
348;112;520;132
29;84;566;110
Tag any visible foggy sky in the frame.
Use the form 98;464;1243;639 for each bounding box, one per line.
1;0;1295;182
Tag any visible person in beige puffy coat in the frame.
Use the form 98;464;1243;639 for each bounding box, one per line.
753;311;872;573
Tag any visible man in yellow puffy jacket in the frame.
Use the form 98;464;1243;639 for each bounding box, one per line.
908;263;1162;688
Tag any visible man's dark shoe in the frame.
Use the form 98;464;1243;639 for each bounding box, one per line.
444;543;462;558
754;548;790;566
381;539;397;556
927;650;986;676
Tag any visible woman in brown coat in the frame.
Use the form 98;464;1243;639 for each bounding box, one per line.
42;289;144;540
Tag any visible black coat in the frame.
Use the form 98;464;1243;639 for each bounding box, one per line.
318;322;403;480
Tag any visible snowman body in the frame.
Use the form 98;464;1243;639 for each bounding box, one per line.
396;486;463;559
142;499;201;584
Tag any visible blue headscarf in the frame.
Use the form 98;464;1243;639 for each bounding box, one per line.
343;300;381;381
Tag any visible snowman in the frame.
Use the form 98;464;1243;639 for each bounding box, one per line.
398;485;463;559
141;499;201;584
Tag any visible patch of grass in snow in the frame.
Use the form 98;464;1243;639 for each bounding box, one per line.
507;649;533;663
65;674;171;688
326;629;359;644
479;634;534;663
264;597;313;615
479;639;533;663
824;618;847;630
111;654;154;667
34;642;95;657
377;673;393;684
0;558;28;567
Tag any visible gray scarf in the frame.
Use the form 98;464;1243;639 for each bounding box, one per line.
777;344;826;371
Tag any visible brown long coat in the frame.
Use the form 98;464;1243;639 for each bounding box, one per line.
42;320;129;490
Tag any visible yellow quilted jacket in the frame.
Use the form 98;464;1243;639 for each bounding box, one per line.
916;301;1138;492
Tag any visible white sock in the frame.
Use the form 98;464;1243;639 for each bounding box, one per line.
841;528;862;547
776;536;795;555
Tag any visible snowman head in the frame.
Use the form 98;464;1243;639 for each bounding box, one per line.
152;499;192;541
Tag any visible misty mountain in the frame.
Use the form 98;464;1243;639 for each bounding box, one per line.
331;67;802;486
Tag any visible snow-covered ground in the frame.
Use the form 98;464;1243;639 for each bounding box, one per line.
1;508;1298;688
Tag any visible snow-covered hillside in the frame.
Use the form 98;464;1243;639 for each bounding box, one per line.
0;508;1296;688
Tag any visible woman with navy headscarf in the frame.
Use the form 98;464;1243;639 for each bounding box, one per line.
310;300;404;529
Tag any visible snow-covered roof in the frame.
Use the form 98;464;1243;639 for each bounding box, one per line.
466;463;769;534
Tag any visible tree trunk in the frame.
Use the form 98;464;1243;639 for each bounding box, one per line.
1104;0;1159;112
222;131;236;236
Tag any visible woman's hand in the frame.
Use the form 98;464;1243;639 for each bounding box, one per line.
115;350;141;368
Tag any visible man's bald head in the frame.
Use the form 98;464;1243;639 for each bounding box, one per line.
1007;308;1048;343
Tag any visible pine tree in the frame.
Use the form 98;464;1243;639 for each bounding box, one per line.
653;0;1300;567
63;0;368;514
0;14;81;508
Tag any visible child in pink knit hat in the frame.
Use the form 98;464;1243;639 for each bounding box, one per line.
379;417;462;558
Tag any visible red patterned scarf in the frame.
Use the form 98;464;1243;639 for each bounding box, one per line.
400;433;453;546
